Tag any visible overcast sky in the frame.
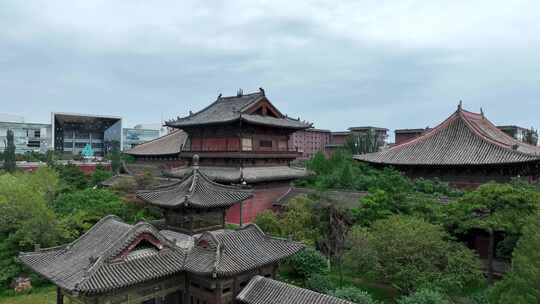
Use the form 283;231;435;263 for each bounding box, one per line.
1;1;539;139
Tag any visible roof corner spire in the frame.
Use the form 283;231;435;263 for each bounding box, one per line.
458;100;463;111
259;87;265;95
480;107;484;118
192;154;200;169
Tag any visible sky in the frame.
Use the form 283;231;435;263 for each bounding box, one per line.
1;1;539;141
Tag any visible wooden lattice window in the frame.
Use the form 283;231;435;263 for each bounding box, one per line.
241;138;252;151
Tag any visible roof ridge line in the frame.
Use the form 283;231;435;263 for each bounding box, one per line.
457;110;537;157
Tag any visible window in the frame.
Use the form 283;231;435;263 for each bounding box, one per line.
241;138;252;151
259;140;272;148
27;140;40;148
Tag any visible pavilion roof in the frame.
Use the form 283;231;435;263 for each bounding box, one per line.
124;129;188;156
19;216;185;294
19;217;303;294
137;165;253;209
237;276;353;304
165;89;311;130
355;106;540;166
185;225;304;277
166;165;311;184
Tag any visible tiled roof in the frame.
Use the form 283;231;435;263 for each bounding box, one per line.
355;107;540;165
19;216;185;294
125;130;187;156
20;217;303;294
137;166;253;209
237;276;353;304
166;166;311;183
185;225;304;277
274;187;368;208
165;90;310;129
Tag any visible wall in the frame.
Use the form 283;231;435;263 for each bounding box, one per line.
226;182;290;224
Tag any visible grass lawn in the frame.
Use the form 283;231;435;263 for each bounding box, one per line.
0;286;57;304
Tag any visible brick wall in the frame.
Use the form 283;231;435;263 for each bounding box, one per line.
226;182;290;224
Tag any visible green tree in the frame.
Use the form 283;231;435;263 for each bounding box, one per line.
55;163;89;190
90;165;113;186
345;129;380;155
331;287;381;304
254;210;282;236
281;196;318;244
490;211;540;303
312;195;353;287
3;129;16;173
446;182;540;284
25;166;60;204
285;247;328;282
344;216;483;294
0;173;66;287
110;142;121;174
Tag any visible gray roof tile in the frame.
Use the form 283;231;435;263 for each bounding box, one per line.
20;217;303;294
355;108;540;165
165;91;310;129
125;130;188;156
237;276;353;304
137;167;253;209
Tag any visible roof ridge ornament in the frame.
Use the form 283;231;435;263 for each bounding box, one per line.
192;154;200;169
458;100;463;111
259;87;265;95
480;107;485;118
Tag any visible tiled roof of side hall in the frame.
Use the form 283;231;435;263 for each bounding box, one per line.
237;276;353;304
185;225;304;277
166;165;311;184
18;216;185;294
136;165;253;209
19;217;303;294
165;90;311;129
355;106;540;166
124;129;188;156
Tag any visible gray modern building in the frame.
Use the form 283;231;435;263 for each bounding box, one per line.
122;127;161;151
52;113;122;157
0;121;52;154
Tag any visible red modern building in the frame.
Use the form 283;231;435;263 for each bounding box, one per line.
394;128;431;145
289;128;331;160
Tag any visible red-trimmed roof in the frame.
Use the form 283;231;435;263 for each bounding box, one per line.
355;107;540;166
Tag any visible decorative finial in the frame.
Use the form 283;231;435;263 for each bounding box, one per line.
189;110;193;116
259;87;265;95
480;107;484;118
192;154;200;168
237;88;243;97
218;93;222;99
458;100;463;110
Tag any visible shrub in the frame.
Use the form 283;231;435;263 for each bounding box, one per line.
397;289;449;304
305;274;334;293
344;216;483;294
285;248;328;281
90;166;113;186
331;287;380;304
